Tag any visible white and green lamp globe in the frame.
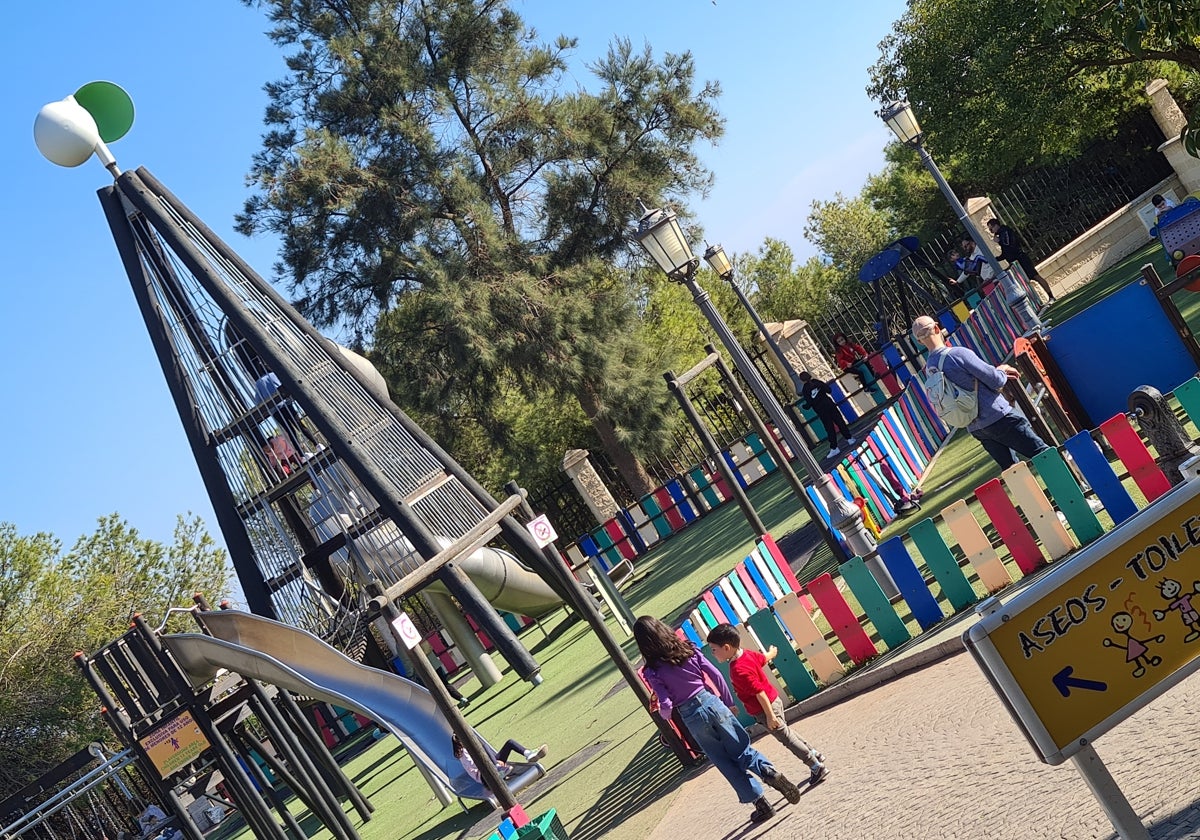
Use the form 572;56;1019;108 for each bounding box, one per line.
34;81;134;171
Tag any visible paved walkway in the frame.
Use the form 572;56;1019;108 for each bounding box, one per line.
644;646;1200;840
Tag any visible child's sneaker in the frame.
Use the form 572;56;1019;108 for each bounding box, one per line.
761;765;801;804
808;762;827;786
749;796;775;824
523;744;548;761
828;447;841;457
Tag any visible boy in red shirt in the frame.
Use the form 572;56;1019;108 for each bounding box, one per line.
708;623;827;786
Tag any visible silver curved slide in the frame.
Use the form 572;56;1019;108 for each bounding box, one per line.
162;610;533;806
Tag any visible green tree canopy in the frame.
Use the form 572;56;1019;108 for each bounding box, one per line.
0;515;229;799
869;0;1181;180
803;193;894;282
237;0;724;496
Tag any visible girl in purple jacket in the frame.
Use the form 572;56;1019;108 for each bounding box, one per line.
634;616;800;824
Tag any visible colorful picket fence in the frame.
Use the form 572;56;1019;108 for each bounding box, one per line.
691;388;1190;713
562;279;1034;579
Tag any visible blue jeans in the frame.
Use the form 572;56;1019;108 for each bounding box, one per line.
972;412;1049;469
677;690;774;803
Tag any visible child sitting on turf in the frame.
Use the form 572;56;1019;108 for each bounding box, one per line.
707;623;827;787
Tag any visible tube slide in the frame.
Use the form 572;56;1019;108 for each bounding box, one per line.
162;610;538;806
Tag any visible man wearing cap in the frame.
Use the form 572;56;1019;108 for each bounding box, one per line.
911;315;1048;468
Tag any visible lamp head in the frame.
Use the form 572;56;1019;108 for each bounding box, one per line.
880;99;923;147
632;202;697;281
702;243;734;280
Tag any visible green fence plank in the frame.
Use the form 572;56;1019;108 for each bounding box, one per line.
689;467;722;509
1173;377;1200;428
746;432;778;474
907;519;976;612
839;556;911;650
746;608;820;701
1032;447;1104;546
639;495;675;539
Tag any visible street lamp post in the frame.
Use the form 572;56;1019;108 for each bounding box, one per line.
702;243;807;399
633;205;877;563
879;100;1041;332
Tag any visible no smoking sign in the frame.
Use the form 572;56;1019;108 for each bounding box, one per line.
391;611;422;650
526;513;558;548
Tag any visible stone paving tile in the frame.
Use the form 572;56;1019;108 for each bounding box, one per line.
643;652;1200;840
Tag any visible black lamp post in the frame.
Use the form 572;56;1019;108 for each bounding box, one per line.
702;242;807;399
633;204;876;563
879;100;1040;332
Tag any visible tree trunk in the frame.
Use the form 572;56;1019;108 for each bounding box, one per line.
576;386;656;500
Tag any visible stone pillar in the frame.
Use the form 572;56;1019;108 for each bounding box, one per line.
1147;79;1200;194
763;319;836;392
561;449;619;525
965;196;997;242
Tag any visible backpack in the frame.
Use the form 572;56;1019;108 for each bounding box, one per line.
924;349;979;428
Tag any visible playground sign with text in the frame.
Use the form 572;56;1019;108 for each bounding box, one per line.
965;477;1200;764
139;710;210;778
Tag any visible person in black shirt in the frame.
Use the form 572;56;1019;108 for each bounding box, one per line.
987;219;1055;304
798;372;856;457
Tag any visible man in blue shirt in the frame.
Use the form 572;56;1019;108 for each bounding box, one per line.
911;315;1048;468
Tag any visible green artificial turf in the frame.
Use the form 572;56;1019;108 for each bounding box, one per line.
223;238;1200;840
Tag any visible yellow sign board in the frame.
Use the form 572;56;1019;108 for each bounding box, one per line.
966;479;1200;764
139;710;210;778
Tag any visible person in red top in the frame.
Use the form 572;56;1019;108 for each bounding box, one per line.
708;623;828;786
832;332;872;387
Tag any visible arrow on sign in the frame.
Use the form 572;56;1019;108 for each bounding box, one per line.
1052;666;1108;698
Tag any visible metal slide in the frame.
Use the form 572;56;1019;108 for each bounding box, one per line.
162;611;533;807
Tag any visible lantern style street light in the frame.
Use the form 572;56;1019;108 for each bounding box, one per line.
633;204;876;563
879;100;1040;332
702;243;807;400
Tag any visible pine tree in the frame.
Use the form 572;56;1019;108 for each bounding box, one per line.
237;0;723;496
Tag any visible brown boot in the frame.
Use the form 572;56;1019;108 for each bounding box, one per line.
761;765;801;803
749;796;775;823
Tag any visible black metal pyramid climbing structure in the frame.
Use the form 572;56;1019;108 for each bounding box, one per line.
97;166;562;681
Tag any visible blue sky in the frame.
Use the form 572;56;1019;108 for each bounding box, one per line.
2;0;903;551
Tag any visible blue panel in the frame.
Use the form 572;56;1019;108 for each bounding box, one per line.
1063;431;1138;526
742;558;775;606
721;450;749;488
680;619;703;646
882;343;914;387
1043;280;1198;425
710;587;740;626
618;509;647;553
666;479;698;523
877;536;945;631
829;381;859;422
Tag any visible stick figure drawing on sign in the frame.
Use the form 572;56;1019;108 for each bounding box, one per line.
1102;611;1164;678
1152;578;1200;643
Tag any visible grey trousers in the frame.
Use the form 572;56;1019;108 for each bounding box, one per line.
754;697;821;765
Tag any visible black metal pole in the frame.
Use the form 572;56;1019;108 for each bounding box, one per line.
502;481;701;766
114;169;539;684
368;586;519;811
98;186;276;618
271;688;375;819
664;368;768;538
707;345;813;512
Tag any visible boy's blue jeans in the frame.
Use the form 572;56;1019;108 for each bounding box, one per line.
677;690;776;803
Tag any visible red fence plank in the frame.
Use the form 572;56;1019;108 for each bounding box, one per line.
806;573;877;665
975;478;1044;575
